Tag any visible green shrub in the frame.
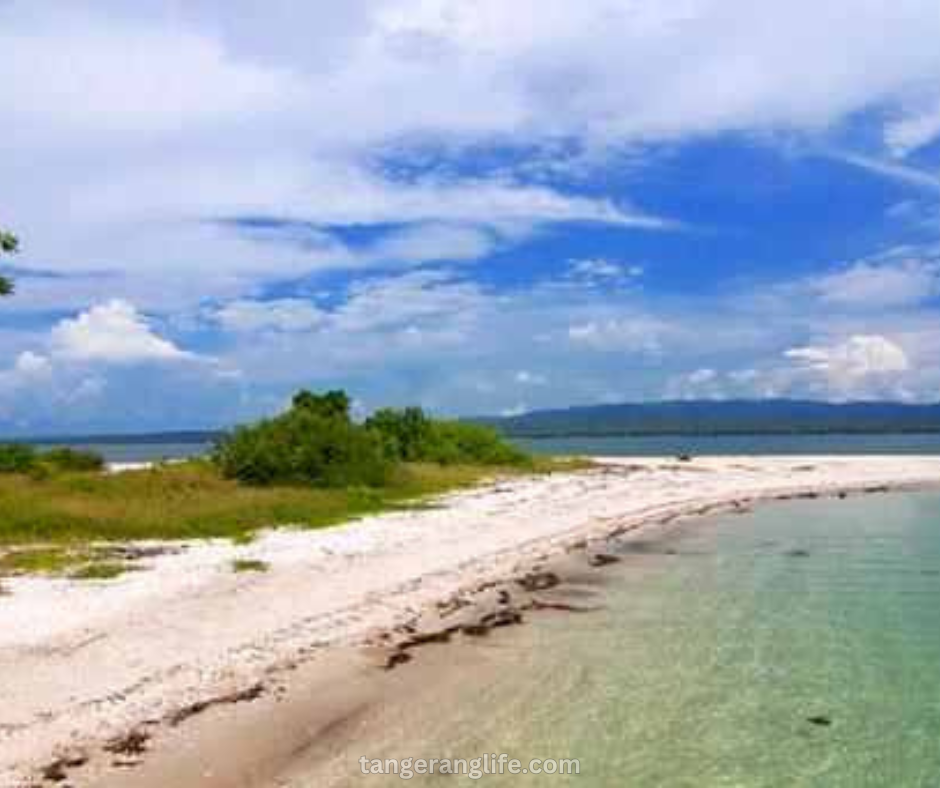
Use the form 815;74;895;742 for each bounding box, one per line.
214;390;530;488
425;420;530;466
291;389;351;420
365;407;529;467
0;444;105;475
42;447;105;472
0;443;37;473
213;404;391;487
365;407;433;461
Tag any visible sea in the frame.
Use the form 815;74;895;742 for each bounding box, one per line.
33;431;940;464
333;491;940;786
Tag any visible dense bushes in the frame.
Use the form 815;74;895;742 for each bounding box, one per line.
43;447;106;472
423;420;530;466
213;391;391;487
365;407;529;466
365;407;433;461
0;444;105;474
214;390;529;487
0;444;37;473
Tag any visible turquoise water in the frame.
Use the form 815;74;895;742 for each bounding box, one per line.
516;432;940;457
342;492;940;787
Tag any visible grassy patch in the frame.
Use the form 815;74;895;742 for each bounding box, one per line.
0;547;134;580
0;458;579;548
231;559;269;573
69;561;131;581
0;547;78;575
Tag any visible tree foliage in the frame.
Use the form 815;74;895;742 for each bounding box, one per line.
213;392;389;487
0;444;105;474
291;389;351;421
214;390;530;487
366;406;530;466
0;228;17;296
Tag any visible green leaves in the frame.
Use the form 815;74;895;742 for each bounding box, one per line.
0;230;17;254
214;390;531;487
0;227;18;296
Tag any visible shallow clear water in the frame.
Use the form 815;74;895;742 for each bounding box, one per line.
516;432;940;457
348;492;940;787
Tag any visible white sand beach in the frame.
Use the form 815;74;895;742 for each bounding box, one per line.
3;455;940;785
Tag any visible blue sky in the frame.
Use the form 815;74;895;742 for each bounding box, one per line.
3;1;940;434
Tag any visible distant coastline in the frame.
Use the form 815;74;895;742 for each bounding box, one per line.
7;398;940;447
483;398;940;438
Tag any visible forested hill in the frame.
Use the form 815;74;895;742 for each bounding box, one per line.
483;400;940;437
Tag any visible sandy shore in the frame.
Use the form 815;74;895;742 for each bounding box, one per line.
2;455;940;785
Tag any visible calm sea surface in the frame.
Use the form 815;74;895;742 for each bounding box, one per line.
39;432;940;464
337;492;940;787
517;432;940;456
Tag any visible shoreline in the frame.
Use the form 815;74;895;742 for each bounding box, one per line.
2;455;940;785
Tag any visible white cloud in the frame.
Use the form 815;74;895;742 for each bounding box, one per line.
368;223;497;264
50;300;197;364
784;334;910;397
568;258;644;286
332;270;485;334
810;257;940;308
5;0;940;311
828;152;940;193
0;13;300;142
664;367;725;400
568;317;671;354
213;299;327;333
687;368;717;385
14;351;52;377
500;403;529;417
514;370;547;386
885;97;940;157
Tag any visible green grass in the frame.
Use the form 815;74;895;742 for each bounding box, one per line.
0;547;132;580
69;561;131;580
0;547;78;574
231;559;269;573
0;457;586;549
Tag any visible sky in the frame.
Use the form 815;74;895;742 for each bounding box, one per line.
3;0;940;434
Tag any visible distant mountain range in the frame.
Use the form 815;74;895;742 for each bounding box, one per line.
482;400;940;437
9;400;940;444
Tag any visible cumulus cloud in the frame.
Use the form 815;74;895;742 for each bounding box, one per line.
0;301;235;434
784;334;910;398
49;300;197;364
785;334;909;375
13;351;52;377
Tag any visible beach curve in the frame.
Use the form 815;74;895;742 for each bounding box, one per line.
3;454;940;785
